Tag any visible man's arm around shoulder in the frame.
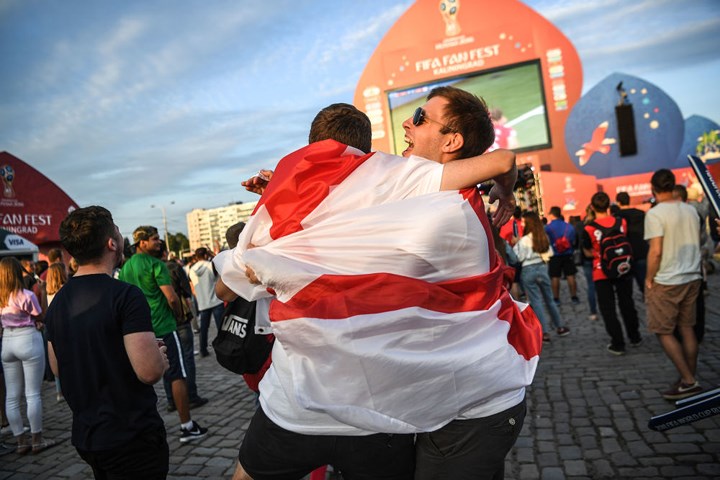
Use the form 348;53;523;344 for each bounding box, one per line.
440;149;517;226
440;149;516;191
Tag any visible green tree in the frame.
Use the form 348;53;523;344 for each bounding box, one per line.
167;232;190;255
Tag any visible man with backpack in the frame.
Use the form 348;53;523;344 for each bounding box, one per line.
615;192;648;294
545;206;579;305
582;192;642;355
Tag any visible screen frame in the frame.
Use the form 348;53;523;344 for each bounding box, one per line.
385;59;553;155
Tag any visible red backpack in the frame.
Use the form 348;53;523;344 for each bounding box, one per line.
590;218;633;279
553;225;572;254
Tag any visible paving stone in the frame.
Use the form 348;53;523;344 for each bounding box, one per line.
609;450;639;466
667;433;708;443
617;466;659;477
519;464;540;480
654;443;701;454
600;437;622;454
563;459;588;476
536;428;555;440
659;465;697;477
540;467;566;480
56;463;89;477
638;456;674;466
701;442;720;453
698;463;720;475
626;440;654;457
515;447;534;463
538;440;556;453
537;452;560;467
591;459;615;478
558;445;582;460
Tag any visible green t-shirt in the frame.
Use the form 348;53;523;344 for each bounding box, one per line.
118;253;176;337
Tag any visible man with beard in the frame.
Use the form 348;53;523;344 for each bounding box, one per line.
119;225;208;443
46;206;170;477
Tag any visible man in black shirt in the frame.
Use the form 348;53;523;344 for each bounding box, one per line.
615;192;648;294
46;206;170;479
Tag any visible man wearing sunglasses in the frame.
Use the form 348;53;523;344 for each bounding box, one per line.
222;89;534;480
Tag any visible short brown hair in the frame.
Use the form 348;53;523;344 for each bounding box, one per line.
427;86;495;158
309;103;372;153
591;192;610;213
615;192;630;206
651;169;675;194
60;206;118;265
47;248;63;263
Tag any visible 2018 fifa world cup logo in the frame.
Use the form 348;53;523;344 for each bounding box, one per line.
0;164;15;198
439;0;461;37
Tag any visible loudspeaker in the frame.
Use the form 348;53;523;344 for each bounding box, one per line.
615;104;637;156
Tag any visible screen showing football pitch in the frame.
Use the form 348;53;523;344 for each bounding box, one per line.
387;59;552;155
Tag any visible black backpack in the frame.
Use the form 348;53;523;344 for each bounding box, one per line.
590;218;633;279
212;297;274;375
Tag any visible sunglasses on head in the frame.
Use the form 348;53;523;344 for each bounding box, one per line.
412;107;454;132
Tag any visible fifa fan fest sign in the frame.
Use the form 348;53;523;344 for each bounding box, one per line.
354;0;583;174
0;151;78;246
354;0;720;216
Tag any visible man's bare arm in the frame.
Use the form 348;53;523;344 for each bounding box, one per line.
439;149;515;191
440;149;517;226
645;236;663;291
215;278;239;302
124;332;169;384
48;341;59;377
160;284;182;320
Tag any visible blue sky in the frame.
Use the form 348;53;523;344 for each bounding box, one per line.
1;0;719;239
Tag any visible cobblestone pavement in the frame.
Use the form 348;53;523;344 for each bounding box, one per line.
1;272;718;479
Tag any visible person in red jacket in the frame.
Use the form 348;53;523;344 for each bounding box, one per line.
582;192;642;355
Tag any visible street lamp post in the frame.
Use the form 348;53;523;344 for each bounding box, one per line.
151;201;175;251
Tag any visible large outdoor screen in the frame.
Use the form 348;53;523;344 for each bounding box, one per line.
386;60;552;155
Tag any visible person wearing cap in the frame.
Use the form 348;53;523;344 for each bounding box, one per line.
119;226;209;443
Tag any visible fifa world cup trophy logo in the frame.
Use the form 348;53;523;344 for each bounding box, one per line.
439;0;461;37
0;165;15;198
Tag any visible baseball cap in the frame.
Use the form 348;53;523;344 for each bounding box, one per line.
132;225;158;245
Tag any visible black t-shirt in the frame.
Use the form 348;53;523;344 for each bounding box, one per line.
615;208;648;260
45;274;164;451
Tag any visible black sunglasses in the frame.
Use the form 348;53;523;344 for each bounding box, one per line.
412;107;454;131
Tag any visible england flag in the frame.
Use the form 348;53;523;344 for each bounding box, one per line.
214;139;542;433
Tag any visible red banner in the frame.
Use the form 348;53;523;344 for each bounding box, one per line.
0;151;79;245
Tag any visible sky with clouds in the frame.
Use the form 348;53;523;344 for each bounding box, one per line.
1;0;719;239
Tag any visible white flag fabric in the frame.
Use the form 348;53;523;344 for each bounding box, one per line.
214;140;542;433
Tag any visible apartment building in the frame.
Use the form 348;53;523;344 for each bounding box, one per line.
186;201;258;252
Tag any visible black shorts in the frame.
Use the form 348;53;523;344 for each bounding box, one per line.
239;406;415;480
159;331;187;382
548;255;577;278
77;425;168;480
415;399;526;480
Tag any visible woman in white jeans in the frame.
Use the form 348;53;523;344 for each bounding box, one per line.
0;257;52;454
